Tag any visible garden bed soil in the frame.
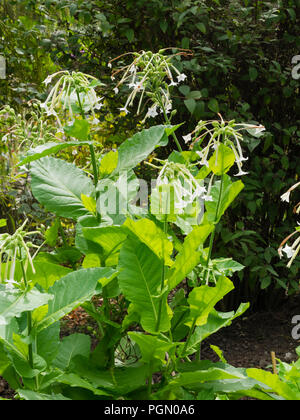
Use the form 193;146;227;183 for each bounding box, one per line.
1;296;299;400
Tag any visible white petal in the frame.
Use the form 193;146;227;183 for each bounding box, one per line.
282;244;295;259
177;73;187;82
280;191;290;203
182;133;192;143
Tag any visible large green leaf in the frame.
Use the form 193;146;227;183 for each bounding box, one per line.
55;372;111;397
71;357;149;396
30;156;94;219
205;174;244;224
129;332;177;368
0;285;53;326
75;215;104;256
186;276;234;327
0;319;28;375
81;225;128;265
118;238;171;333
53;333;91;370
187;303;250;355
167;224;213;291
208;143;236;176
169;366;243;388
17;390;71;400
35;267;115;333
18;141;92;166
63;119;90;141
115;125;177;174
0;319;45;379
124;218;174;266
36;323;60;365
246;369;300;400
26;257;72;291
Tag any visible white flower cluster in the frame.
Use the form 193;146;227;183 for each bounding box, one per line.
279;181;300;267
182;116;265;177
41;71;104;127
0;219;41;288
153;160;212;215
109;50;188;120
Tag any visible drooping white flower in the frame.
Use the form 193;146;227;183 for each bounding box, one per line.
282;244;295;259
177;73;187;82
234;169;249;177
43;75;53;86
129;64;136;73
203;194;213;202
128;81;136;89
281;191;290;203
146;106;158;118
113;87;119;94
183;133;192;144
119;107;129;115
94;101;104;110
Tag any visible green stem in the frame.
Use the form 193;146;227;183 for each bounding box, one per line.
19;248;34;370
157;94;183;152
155;217;167;332
204;173;225;284
181;317;197;358
75;90;99;187
196;173;225;361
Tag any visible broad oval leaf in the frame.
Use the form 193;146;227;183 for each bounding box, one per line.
115;125;180;174
118;238;171;333
0;285;53;326
30;157;94;219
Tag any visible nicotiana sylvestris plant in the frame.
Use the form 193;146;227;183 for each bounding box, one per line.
1;50;289;401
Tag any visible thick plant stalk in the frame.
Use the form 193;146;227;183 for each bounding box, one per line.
19;247;33;370
204;173;225;285
158;95;183;153
181;318;197;358
155;216;167;333
197;173;225;360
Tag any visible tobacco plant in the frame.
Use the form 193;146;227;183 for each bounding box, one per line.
1;51;290;401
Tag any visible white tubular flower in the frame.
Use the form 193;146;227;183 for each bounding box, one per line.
281;182;300;204
282;244;295;259
203;194;213;202
119;107;129;115
0;220;41;287
281;191;290;203
109;49;191;121
190;117;265;176
41;71;104;124
177;73;187;82
146;105;159;119
91;117;100;125
183;133;192;144
234;169;249;177
152;159;207;216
